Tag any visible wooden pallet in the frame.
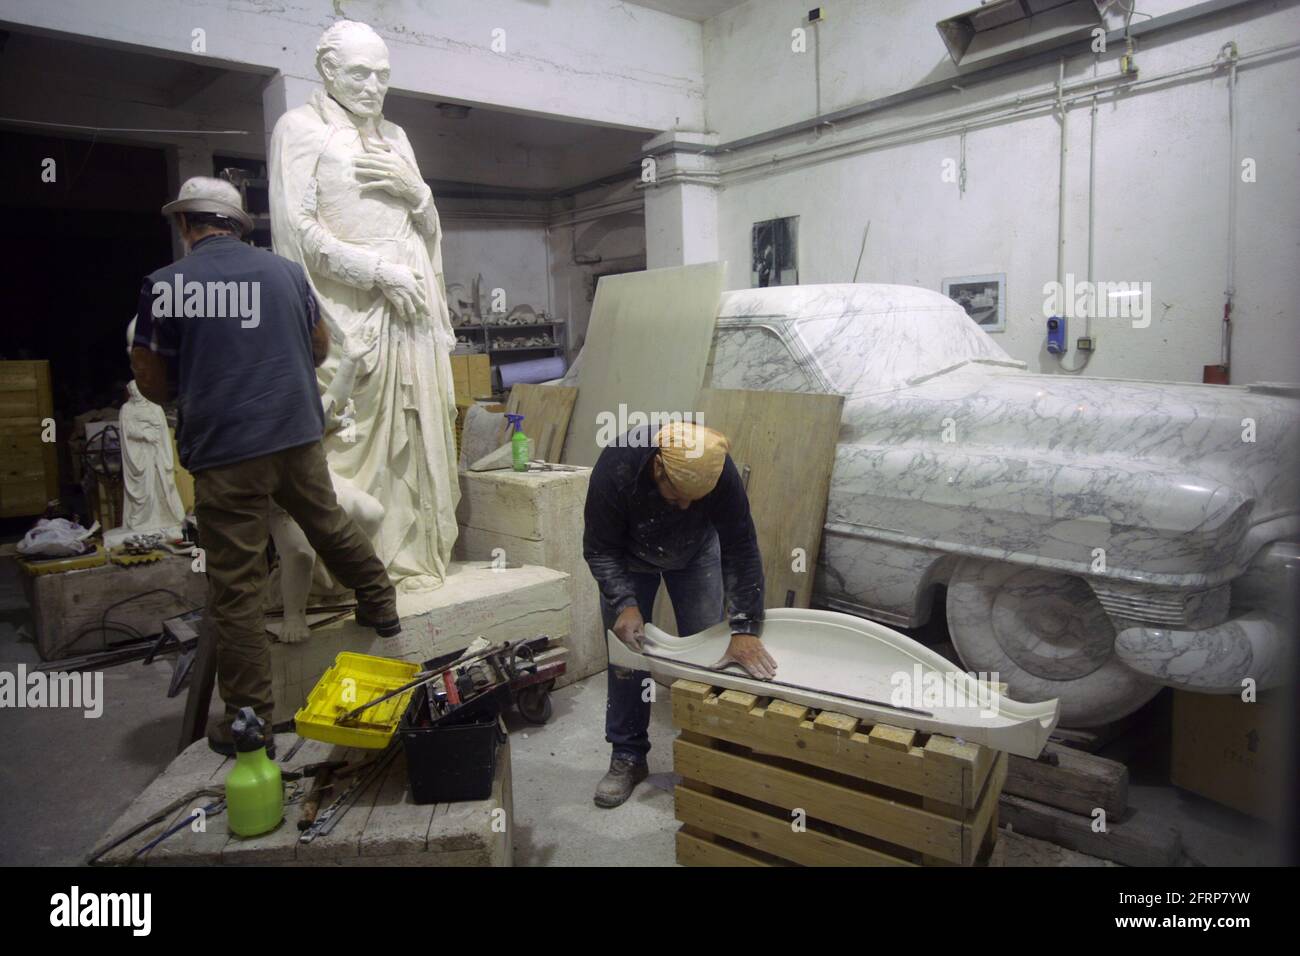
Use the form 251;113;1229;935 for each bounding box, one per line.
671;679;1007;867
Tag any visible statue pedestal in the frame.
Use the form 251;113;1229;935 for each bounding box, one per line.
269;561;571;723
454;468;603;688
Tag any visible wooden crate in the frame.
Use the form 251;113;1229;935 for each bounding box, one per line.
671;679;1006;867
0;360;58;518
450;354;492;403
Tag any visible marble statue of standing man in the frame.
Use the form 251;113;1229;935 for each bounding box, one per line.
269;19;459;591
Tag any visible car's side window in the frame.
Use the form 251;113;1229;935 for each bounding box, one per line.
704;326;819;393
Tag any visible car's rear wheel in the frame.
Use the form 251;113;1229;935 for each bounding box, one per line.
945;558;1161;727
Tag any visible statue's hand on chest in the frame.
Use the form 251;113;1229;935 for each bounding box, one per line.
352;142;427;209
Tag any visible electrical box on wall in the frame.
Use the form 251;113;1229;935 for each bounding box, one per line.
1047;315;1067;354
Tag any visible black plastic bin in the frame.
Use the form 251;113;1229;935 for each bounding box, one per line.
398;684;504;804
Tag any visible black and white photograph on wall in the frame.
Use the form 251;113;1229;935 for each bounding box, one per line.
751;216;798;287
942;274;1006;333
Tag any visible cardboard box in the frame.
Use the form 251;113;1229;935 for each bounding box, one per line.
468;354;492;399
450;355;470;398
450;354;492;403
1170;689;1289;822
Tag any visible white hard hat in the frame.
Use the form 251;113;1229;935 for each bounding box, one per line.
161;176;254;235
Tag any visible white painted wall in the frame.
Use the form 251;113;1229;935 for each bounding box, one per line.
547;181;648;358
0;0;702;133
434;181;648;361
440;219;553;316
704;0;1300;385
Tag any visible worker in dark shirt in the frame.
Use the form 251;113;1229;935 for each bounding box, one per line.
130;177;399;758
583;421;773;807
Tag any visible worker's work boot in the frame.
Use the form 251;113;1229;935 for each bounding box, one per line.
593;755;649;808
355;605;402;638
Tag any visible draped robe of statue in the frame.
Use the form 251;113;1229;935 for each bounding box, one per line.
269;89;459;591
120;380;186;533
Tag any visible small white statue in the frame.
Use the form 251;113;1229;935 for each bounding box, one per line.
118;322;186;537
268;328;385;643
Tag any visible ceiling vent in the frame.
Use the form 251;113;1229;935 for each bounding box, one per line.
937;0;1110;69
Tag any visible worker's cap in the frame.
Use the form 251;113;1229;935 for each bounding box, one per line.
161;176;253;235
654;422;730;501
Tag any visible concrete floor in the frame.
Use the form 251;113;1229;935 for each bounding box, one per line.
0;553;684;867
505;677;681;867
0;554;1282;867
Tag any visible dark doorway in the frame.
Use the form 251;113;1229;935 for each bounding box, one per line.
0;129;173;422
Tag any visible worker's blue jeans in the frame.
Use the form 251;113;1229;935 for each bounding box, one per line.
602;533;725;764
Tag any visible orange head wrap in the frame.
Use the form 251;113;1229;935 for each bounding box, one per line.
654;422;730;501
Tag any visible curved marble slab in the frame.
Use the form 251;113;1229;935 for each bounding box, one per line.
608;608;1059;758
1114;611;1291;693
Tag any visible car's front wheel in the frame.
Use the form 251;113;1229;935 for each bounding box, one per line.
945;558;1161;727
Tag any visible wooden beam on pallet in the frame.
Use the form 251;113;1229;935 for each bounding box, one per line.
999;793;1183;867
1005;742;1129;818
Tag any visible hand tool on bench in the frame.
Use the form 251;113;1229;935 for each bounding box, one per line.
334;641;513;726
299;747;398;844
280;736;307;764
298;766;335;831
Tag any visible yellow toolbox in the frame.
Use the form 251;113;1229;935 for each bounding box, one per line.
294;652;422;749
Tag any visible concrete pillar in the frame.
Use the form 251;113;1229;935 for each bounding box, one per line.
261;73;322;156
641;131;720;270
165;142;215;258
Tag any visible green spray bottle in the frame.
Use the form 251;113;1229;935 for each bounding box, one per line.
506;413;530;472
225;707;283;837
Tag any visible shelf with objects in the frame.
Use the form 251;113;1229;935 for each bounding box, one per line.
216;159;271;249
453;320;565;354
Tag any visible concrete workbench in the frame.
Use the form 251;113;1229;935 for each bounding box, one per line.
90;732;513;867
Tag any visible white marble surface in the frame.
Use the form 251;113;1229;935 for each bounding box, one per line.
609;607;1060;758
702;283;1300;725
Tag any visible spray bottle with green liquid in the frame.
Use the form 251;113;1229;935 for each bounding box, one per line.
506;413;530;472
224;707;283;837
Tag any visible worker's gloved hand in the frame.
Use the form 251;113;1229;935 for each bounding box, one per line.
714;633;777;680
612;605;646;652
375;260;428;321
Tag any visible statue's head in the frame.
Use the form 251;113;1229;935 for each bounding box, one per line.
316;20;390;119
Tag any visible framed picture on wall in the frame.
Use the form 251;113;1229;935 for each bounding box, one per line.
942;273;1006;333
751;217;798;287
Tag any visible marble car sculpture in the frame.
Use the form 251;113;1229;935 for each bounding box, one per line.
700;284;1299;727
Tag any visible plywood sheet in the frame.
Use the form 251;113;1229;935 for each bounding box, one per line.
697;386;843;609
561;263;724;467
506;383;577;464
